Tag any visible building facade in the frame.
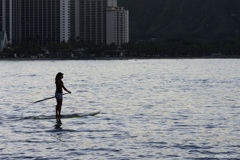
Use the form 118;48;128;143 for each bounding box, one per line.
0;0;17;44
20;0;70;44
106;6;129;47
71;0;128;47
1;0;70;44
1;0;129;47
71;0;108;44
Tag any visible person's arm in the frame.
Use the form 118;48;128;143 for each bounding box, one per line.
61;81;71;94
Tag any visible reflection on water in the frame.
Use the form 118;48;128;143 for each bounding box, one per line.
0;59;240;159
55;118;62;129
53;119;64;142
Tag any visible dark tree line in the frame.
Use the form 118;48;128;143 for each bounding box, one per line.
1;39;240;58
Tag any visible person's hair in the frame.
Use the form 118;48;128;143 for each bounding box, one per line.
55;72;63;84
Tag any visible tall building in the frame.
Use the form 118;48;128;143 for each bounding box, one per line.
106;6;129;47
1;0;70;44
1;0;25;44
71;0;108;44
20;0;70;44
0;0;3;33
1;0;129;47
0;0;16;44
71;0;128;47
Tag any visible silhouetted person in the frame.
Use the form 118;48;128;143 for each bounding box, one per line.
55;72;71;117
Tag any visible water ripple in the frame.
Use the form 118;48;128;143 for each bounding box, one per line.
0;59;240;159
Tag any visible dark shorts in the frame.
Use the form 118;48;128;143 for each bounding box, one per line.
55;92;63;100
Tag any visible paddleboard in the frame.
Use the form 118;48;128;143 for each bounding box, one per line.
24;111;100;120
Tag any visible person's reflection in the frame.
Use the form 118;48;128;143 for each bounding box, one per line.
52;118;65;142
55;118;62;129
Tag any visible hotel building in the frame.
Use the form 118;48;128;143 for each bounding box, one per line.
71;0;128;47
71;0;109;44
1;0;129;47
1;0;70;44
106;6;129;47
20;0;70;44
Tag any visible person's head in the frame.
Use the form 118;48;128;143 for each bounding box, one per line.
55;72;64;83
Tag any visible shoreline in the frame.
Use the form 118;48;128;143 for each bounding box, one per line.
1;56;240;61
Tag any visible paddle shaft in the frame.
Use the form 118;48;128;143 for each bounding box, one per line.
33;93;69;103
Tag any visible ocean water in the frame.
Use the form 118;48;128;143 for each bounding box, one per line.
0;59;240;159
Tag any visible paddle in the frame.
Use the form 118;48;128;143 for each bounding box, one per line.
33;93;69;104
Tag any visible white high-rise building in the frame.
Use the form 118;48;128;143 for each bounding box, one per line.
60;0;70;43
106;6;129;47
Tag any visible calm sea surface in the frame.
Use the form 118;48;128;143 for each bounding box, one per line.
0;59;240;159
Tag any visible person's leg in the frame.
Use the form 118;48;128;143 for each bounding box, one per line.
56;99;62;117
58;99;62;116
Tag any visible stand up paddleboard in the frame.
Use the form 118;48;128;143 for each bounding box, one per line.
24;111;100;120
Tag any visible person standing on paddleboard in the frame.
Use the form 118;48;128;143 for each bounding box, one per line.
55;72;71;117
